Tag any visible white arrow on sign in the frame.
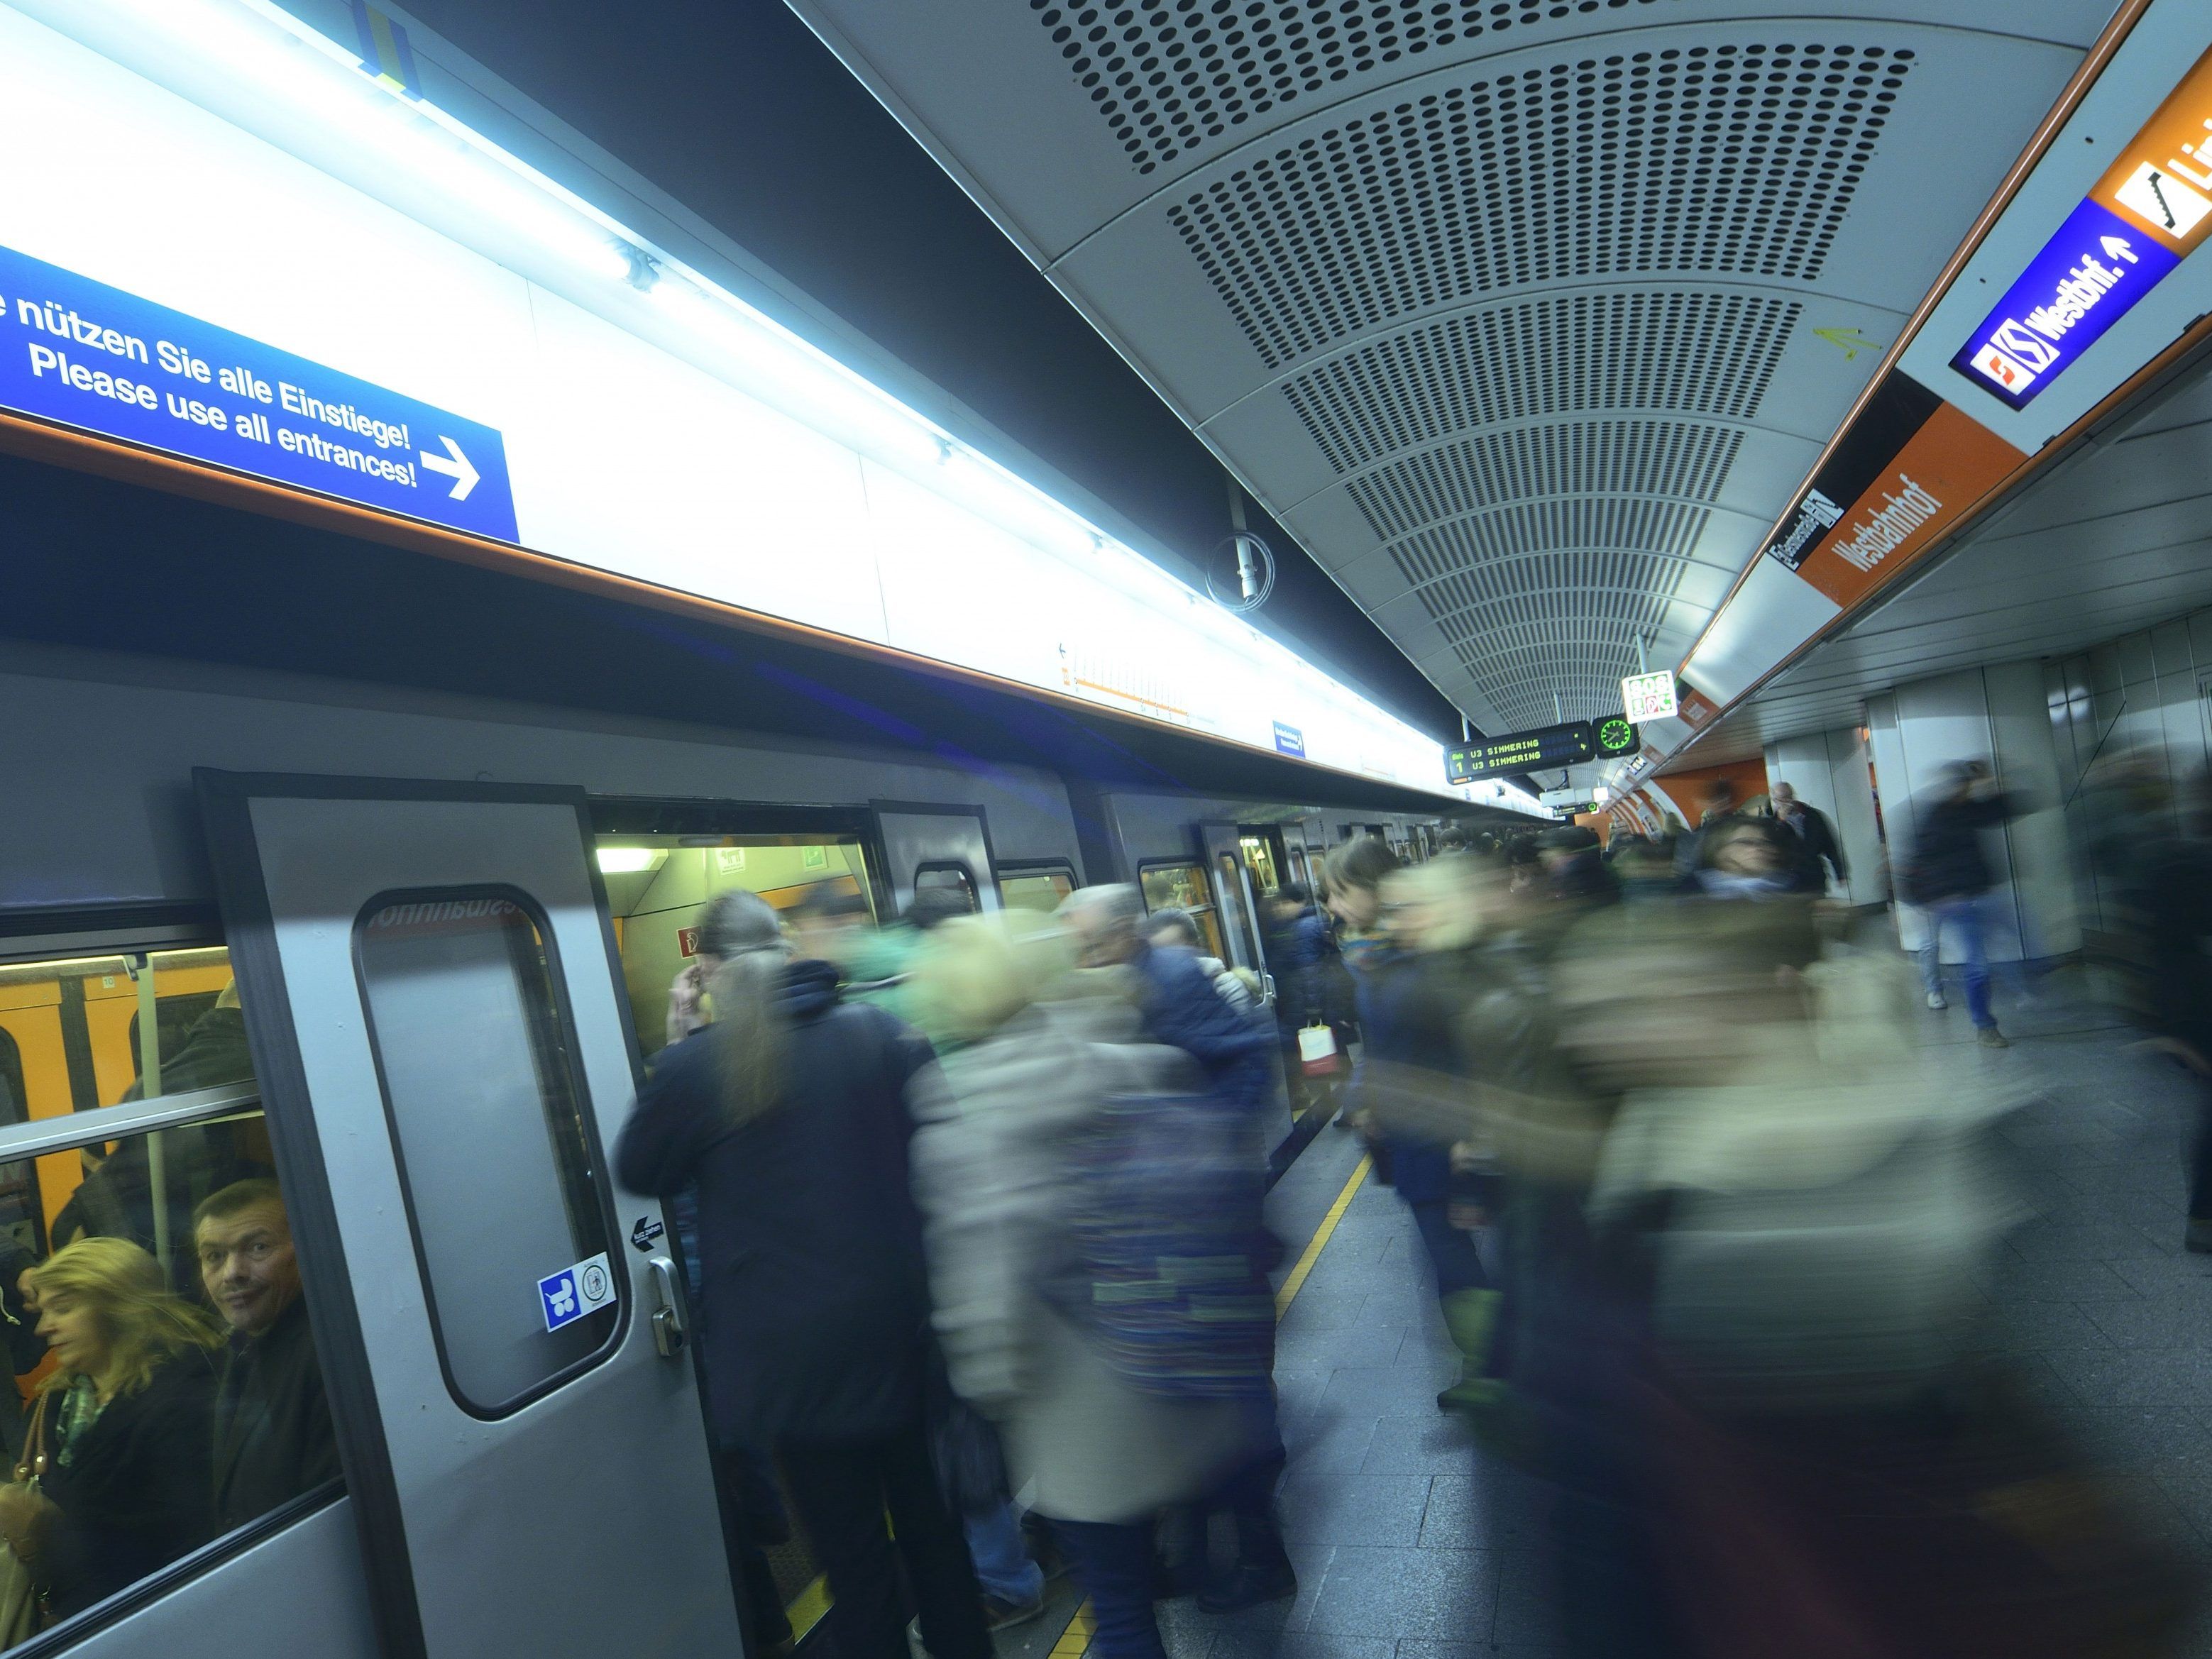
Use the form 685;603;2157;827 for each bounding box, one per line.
419;434;480;500
2101;234;2139;265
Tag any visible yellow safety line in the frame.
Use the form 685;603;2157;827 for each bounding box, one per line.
1276;1152;1372;1315
1047;1602;1097;1658
1035;1150;1374;1656
786;1572;832;1643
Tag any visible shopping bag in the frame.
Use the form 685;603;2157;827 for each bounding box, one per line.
1297;1024;1340;1076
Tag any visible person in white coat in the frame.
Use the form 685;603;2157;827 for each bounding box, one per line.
908;914;1258;1659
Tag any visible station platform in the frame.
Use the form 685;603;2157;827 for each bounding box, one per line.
989;957;2212;1659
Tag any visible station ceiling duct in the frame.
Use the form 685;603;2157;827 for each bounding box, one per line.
781;0;2120;736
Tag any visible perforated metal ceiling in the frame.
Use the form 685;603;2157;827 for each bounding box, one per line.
788;0;2116;740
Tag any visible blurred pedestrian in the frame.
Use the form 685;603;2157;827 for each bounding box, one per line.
2126;772;2212;1252
1143;907;1255;1013
1537;825;1619;910
1362;858;1509;1416
1899;761;2019;1047
616;890;990;1659
1768;782;1847;891
910;915;1267;1658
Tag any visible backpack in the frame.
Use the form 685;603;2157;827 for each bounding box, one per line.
1052;1084;1275;1399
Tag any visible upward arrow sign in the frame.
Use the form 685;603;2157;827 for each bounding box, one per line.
419;435;480;500
2101;234;2139;265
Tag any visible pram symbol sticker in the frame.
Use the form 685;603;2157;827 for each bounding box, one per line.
538;1252;617;1331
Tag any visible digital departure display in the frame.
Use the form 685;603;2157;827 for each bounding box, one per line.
1954;43;2212;409
1446;717;1637;784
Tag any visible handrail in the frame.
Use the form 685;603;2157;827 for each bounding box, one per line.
0;1082;261;1164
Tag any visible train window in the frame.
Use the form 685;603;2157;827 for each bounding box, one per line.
1137;863;1226;961
0;949;255;1262
354;891;619;1415
996;864;1075;913
1287;846;1310;892
910;863;979;915
0;1098;343;1640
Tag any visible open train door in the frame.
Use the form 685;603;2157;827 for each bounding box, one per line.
872;800;1001;917
1197;822;1267;985
195;772;742;1659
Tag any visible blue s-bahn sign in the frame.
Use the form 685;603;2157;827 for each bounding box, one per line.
0;243;518;541
1949;199;2181;410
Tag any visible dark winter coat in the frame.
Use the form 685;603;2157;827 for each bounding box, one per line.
615;960;938;1447
38;1352;218;1619
1354;947;1475;1206
211;1299;339;1533
1130;944;1274;1117
1774;800;1849;884
1904;793;2015;904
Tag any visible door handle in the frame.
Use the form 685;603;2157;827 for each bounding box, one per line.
645;1256;687;1359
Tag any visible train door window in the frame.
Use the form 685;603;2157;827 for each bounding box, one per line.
1138;863;1226;961
911;863;980;915
354;892;619;1413
998;863;1077;913
1287;845;1309;893
1236;832;1282;897
1214;853;1263;972
591;830;879;1062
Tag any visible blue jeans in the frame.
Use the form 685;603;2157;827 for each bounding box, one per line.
1919;894;1993;1028
1052;1519;1167;1659
964;1501;1042;1606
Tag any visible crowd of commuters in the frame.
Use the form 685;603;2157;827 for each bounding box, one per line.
19;754;2203;1655
613;761;2205;1659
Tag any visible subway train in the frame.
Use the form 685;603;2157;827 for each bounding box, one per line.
0;453;1517;1659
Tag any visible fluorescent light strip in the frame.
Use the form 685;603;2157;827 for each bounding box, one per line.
42;0;1499;799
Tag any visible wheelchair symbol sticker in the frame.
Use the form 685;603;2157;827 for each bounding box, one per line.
538;1252;618;1332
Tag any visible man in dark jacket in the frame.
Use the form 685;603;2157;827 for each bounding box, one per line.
1768;781;1849;892
1904;761;2018;1047
194;1179;339;1532
616;893;991;1659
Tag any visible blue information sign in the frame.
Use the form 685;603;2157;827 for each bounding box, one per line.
0;243;518;540
1272;721;1305;758
1950;198;2182;410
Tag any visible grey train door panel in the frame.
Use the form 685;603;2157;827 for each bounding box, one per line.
197;773;742;1659
873;801;1000;916
1197;822;1265;981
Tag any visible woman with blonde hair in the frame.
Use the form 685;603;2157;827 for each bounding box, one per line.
0;1236;221;1624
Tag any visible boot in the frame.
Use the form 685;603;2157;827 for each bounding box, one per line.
1435;1288;1502;1413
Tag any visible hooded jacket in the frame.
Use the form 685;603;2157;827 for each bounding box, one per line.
615;959;937;1444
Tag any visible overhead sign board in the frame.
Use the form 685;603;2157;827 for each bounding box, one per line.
1446;716;1636;783
1620;671;1677;722
1953;43;2212;409
0;243;518;541
1447;721;1592;783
